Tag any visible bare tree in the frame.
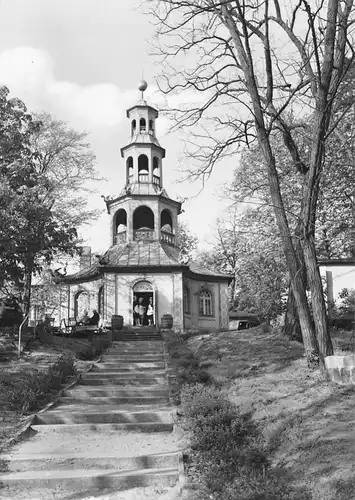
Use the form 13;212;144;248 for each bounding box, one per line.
149;0;355;367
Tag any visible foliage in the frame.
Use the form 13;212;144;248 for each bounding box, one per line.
337;288;355;312
0;353;75;413
197;207;288;321
0;87;100;315
149;0;355;364
176;220;198;263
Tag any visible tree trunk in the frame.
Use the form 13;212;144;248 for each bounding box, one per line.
302;236;333;366
21;254;34;319
284;287;303;342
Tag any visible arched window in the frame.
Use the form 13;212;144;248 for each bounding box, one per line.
138;154;149;183
131;120;136;135
149;119;154;133
114;209;127;244
133;206;155;240
140;118;146;133
74;290;89;320
183;286;190;314
126;157;133;182
152;157;160;186
199;289;213;316
161;209;173;233
98;285;104;316
115;209;127;233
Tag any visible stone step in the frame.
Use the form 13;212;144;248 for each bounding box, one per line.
3;452;179;472
63;387;169;398
120;337;162;342
30;421;174;433
92;363;165;371
78;376;167;386
87;369;166;378
33;409;173;425
103;355;164;361
0;467;178;493
59;395;169;405
48;403;172;413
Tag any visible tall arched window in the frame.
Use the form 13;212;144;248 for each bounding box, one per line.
183;286;190;314
114;208;127;244
126;157;133;182
161;209;173;233
98;285;104;316
138;154;149;183
149;119;154;133
140;118;146;133
199;289;213;316
152;157;160;186
131;120;136;135
133;206;155;241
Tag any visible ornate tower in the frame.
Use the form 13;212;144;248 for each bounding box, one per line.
105;81;182;247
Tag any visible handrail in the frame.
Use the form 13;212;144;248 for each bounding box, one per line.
18;312;29;359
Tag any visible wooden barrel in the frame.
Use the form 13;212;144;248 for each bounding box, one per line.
111;315;123;331
161;313;173;330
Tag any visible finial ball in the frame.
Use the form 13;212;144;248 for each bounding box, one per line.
138;80;148;92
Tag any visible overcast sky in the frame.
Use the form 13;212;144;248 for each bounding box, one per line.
0;0;236;252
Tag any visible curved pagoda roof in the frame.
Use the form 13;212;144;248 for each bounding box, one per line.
60;241;232;285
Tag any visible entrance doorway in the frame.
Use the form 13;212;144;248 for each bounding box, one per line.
132;280;155;327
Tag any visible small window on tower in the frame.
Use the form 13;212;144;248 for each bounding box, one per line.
131;120;136;135
149;119;154;133
140;118;146;133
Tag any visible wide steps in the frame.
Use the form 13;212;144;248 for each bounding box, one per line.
78;376;167;386
0;337;181;497
2;452;179;472
92;363;165;372
59;396;169;405
30;421;173;433
0;467;178;493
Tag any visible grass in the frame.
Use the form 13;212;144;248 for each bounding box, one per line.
0;330;112;450
164;326;355;500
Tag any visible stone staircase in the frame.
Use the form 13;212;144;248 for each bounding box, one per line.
0;330;182;499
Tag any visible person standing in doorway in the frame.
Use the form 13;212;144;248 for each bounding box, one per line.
147;297;154;325
137;297;146;327
133;294;139;326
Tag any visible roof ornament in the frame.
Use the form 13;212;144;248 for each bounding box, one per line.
138;80;148;100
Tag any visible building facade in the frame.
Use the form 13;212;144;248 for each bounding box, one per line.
61;82;231;332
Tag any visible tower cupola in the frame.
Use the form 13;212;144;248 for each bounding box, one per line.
121;81;166;190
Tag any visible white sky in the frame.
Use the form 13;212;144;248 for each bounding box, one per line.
0;0;236;253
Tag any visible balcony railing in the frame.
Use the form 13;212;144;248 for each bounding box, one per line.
138;173;149;183
153;175;161;187
161;231;175;246
115;231;127;244
134;229;155;241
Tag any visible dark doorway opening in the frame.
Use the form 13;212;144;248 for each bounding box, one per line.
133;291;154;327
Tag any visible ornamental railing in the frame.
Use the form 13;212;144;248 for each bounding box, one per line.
161;231;175;246
134;229;155;241
115;231;127;244
138;173;149;183
153;175;161;186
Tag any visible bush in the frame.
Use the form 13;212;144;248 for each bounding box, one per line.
75;335;111;360
0;353;75;413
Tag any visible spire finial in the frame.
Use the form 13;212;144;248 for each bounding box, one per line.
138;80;148;100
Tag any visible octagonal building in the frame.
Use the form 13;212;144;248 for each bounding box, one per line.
61;85;231;332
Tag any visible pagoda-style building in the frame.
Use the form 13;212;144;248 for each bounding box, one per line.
61;82;231;332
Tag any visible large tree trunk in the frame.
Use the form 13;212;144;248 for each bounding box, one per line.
284;288;303;342
302;236;333;365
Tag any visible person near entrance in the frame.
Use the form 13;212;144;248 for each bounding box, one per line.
135;297;146;326
147;297;154;325
87;309;100;326
133;295;139;326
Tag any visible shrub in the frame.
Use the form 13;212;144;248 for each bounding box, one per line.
0;353;75;413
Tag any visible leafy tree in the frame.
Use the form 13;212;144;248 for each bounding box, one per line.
177;220;198;262
0;88;99;316
150;0;355;367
